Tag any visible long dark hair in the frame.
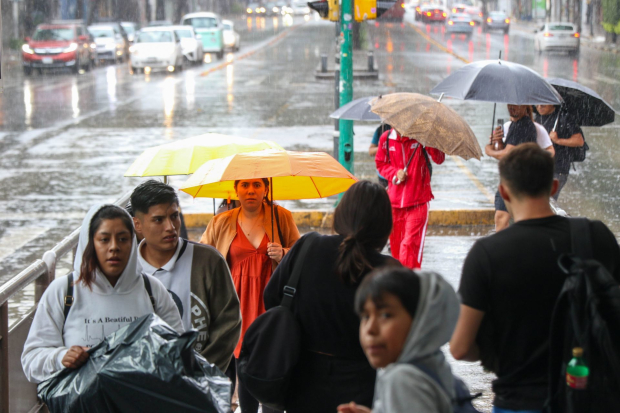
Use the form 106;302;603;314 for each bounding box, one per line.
334;181;392;284
78;205;134;289
234;178;273;206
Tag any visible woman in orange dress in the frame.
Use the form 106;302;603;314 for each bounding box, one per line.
201;178;300;413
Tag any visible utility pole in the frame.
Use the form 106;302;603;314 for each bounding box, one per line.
338;0;354;173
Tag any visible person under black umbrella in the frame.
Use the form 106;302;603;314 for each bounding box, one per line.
535;105;585;200
487;104;538;232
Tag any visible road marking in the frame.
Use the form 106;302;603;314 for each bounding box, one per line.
200;24;302;77
0;226;48;262
450;156;495;203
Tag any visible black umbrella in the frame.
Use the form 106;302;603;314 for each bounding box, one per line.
430;59;563;105
329;96;381;121
548;78;617;127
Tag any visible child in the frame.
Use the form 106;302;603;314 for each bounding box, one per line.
338;267;460;413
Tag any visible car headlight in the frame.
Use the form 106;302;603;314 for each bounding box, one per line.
90;43;97;49
129;45;136;54
22;44;34;54
63;43;78;53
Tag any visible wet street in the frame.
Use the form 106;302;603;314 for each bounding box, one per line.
1;10;619;412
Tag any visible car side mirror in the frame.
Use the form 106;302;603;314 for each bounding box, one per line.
196;34;202;39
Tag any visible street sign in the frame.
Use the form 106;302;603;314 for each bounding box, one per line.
354;0;377;21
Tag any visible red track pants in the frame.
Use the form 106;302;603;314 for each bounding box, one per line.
390;203;429;269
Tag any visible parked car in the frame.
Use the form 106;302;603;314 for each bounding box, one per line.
535;22;580;55
181;12;225;59
222;20;240;52
246;3;266;15
420;4;447;23
22;22;94;75
484;11;510;33
89;22;129;61
171;25;204;64
378;0;405;22
88;25;126;63
121;21;140;43
129;27;185;74
446;13;475;37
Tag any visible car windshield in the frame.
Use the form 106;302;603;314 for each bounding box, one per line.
88;28;114;38
137;31;173;43
549;24;574;31
223;23;233;30
185;17;217;29
489;12;506;18
175;29;193;38
121;24;136;34
32;28;74;41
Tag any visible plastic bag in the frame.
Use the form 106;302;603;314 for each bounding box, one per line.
38;314;231;413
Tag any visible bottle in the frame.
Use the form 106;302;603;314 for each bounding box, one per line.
494;118;504;150
566;347;589;389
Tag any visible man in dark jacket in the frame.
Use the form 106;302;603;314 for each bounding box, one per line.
450;143;620;413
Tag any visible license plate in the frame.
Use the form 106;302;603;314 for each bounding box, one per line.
146;57;158;62
42;57;53;64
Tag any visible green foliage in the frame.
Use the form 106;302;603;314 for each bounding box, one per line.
602;0;620;33
9;38;25;51
230;1;247;14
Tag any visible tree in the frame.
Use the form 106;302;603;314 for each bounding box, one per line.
602;0;620;40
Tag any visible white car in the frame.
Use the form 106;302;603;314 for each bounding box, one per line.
535;22;580;55
222;20;240;52
129;27;185;74
291;1;311;15
170;25;204;64
88;25;126;63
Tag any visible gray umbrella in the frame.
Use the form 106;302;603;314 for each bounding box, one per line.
329;96;381;121
430;59;563;105
548;78;616;127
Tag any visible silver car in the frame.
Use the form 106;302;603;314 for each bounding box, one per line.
535;22;580;55
88;25;126;63
485;11;510;34
446;13;474;38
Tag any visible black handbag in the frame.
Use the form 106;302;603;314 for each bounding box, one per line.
237;232;319;410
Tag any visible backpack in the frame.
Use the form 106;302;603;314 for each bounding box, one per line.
545;218;620;413
410;357;482;413
569;133;589;163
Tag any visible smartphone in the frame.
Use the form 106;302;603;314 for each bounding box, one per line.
495;119;505;150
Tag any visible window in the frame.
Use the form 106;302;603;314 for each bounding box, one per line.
184;17;218;29
33;28;75;41
137;31;173;43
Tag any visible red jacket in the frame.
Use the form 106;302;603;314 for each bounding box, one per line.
376;129;445;209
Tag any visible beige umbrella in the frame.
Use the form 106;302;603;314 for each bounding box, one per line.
370;93;483;160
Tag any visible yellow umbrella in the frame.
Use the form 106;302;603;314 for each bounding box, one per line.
180;149;358;200
124;133;283;177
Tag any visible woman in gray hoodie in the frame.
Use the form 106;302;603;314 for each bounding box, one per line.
339;267;460;413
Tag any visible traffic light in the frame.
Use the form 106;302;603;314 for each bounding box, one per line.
354;0;376;20
307;0;339;21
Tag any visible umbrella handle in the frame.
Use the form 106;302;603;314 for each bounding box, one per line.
553;112;560;132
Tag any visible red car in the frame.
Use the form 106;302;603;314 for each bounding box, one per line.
379;0;406;22
420;5;448;22
22;22;94;76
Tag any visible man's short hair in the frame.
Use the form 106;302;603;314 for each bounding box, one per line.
499;143;555;198
130;180;179;215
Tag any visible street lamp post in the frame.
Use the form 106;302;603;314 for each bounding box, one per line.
338;0;354;173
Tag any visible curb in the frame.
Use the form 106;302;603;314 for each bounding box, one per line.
183;209;495;229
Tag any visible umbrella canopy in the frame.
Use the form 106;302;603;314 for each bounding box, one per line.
430;59;563;105
370;93;483;160
180;149;357;200
329;96;381;121
124;133;283;177
547;78;617;127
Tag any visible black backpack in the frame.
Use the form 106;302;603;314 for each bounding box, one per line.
410;356;482;413
545;218;620;413
237;232;320;410
569;134;589;163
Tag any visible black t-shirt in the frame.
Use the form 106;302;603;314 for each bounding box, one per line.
459;216;620;410
504;116;537;147
264;233;400;360
536;111;583;174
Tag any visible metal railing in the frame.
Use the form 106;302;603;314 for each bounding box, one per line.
0;191;132;413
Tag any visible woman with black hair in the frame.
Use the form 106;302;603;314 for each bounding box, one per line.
22;204;183;384
263;180;401;413
201;178;300;413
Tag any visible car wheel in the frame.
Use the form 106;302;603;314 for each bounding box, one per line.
216;49;224;60
504;27;509;34
72;58;80;74
23;67;32;76
570;47;580;57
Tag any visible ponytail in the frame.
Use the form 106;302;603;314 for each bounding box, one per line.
336;235;373;284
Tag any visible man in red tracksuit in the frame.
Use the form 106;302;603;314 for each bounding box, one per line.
376;129;445;269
